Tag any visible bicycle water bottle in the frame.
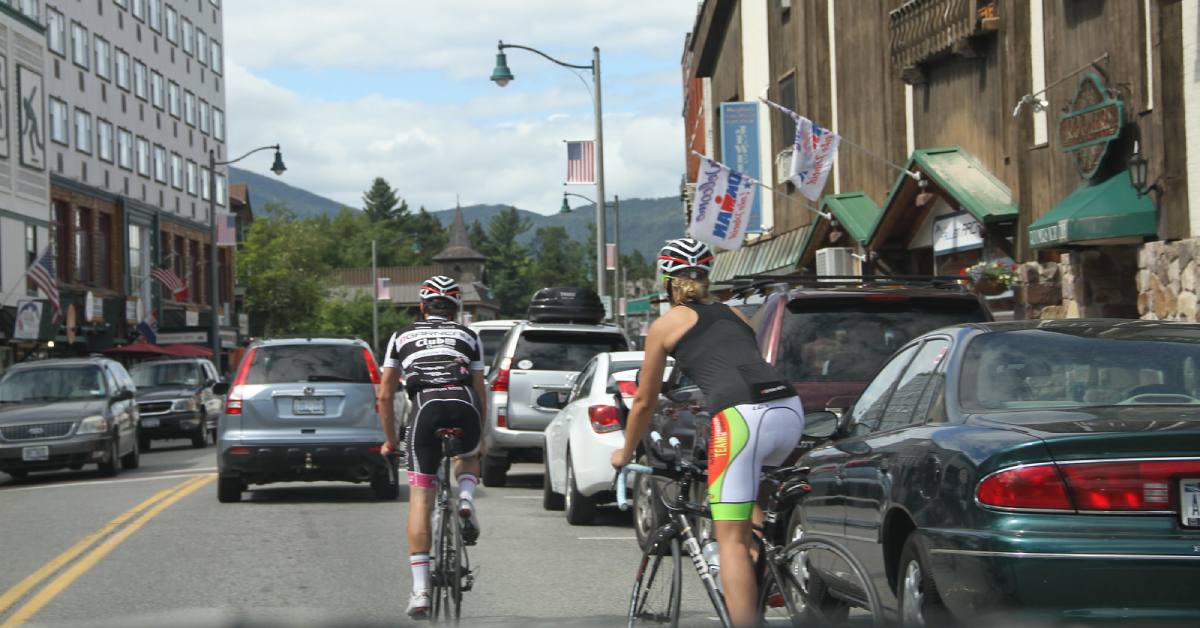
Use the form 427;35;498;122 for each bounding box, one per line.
701;539;721;577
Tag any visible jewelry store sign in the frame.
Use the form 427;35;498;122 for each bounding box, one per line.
1058;72;1124;181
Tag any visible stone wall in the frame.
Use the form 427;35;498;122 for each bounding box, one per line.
1138;240;1200;321
1016;260;1063;319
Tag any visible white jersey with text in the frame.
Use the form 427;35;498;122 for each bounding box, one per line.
382;316;485;391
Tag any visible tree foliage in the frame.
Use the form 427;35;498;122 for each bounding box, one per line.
362;177;404;222
313;292;413;356
237;202;331;336
479;207;533;317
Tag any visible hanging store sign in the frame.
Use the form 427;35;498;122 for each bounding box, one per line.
1058;72;1124;181
932;211;984;255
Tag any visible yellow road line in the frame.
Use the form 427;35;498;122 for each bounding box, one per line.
0;474;206;617
2;474;214;627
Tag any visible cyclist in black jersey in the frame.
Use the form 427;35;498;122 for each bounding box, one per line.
378;276;488;620
612;238;804;627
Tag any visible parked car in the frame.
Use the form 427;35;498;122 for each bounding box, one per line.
215;337;394;502
468;319;521;375
129;358;224;449
483;320;629;486
792;319;1200;625
542;351;673;524
0;357;140;479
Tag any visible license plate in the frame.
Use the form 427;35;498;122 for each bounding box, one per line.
293;398;325;416
22;446;49;462
1181;478;1200;527
142;418;160;428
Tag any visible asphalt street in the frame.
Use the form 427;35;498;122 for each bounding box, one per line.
0;442;729;627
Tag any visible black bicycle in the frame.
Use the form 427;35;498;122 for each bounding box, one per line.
617;431;881;627
429;428;474;623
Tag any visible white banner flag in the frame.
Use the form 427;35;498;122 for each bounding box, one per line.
790;116;840;201
690;157;757;250
376;277;391;301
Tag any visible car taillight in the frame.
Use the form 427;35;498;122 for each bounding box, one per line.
977;463;1073;511
617;381;638;397
588;405;621;434
1059;459;1200;511
492;358;512;392
228;447;251;455
497;410;506;428
225;347;256;415
362;348;381;385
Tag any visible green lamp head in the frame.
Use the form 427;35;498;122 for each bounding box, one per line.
560;196;572;214
490;51;514;87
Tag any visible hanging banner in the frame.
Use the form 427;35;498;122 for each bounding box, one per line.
719;102;762;233
790;116;841;201
13;299;41;341
375;277;391;301
606;243;617;271
690;157;757;250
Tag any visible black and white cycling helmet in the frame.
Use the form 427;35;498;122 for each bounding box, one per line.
419;275;462;306
657;238;714;279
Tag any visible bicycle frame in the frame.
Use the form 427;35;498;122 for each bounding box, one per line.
430;432;472;622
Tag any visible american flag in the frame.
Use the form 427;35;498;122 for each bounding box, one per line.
565;140;595;184
27;247;60;322
151;266;188;302
216;212;238;247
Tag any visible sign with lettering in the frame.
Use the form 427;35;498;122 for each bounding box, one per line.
1058;72;1123;180
720;102;762;233
932;211;984;255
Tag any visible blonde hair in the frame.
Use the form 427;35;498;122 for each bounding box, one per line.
669;275;714;306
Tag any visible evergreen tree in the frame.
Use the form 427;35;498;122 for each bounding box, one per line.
237;202;330;335
468;219;488;252
528;226;589;289
484;207;534;317
362;177;400;221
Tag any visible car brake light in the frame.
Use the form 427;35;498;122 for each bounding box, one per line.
492;358;512;392
228;447;251;455
225;347;256;415
977;464;1073;511
497;410;507;428
1059;459;1200;511
362;348;381;385
588;405;621;434
617;381;638;397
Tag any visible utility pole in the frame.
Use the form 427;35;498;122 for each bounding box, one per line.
371;239;378;357
613;195;620;326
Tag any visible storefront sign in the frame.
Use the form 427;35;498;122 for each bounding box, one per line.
157;331;207;344
1029;218;1070;248
932;211;984;255
1058;72;1123;180
720;102;762;233
220;330;238;349
13;299;41;341
185;310;199;327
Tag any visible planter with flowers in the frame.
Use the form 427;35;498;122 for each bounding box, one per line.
961;261;1018;296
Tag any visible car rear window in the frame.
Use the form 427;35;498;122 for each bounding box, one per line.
776;297;986;384
131;362;203;388
243;345;371;384
513;331;628;372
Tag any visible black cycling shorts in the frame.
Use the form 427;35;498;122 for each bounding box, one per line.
405;385;481;482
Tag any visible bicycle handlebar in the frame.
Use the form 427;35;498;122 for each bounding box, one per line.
615;463;654;511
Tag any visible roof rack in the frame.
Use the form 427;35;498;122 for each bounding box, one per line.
728;274;970;292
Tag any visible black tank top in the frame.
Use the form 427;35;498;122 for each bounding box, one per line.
669;301;795;413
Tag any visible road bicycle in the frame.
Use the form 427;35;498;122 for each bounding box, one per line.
429;427;474;623
616;431;881;627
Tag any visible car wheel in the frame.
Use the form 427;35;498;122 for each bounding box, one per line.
542;457;564;511
121;434;141;469
785;507;850;625
217;476;242;503
371;473;400;501
897;532;954;627
633;454;668;553
97;436;120;477
190;413;208;448
564;452;596;525
481;457;508;487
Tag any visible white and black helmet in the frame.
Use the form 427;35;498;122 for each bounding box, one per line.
419;275;462;306
657;238;715;278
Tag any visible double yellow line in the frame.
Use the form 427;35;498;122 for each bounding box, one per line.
0;473;214;627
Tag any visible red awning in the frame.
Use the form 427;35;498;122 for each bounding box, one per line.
103;340;177;357
165;344;213;358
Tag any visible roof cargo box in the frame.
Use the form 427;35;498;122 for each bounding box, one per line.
527;287;605;324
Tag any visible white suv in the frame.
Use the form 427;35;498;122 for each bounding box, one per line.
482;321;628;486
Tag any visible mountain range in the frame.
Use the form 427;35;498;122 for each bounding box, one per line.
230;167;686;258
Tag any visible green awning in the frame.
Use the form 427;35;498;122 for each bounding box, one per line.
1027;171;1156;249
819;192;882;244
883;146;1019;224
710;224;813;283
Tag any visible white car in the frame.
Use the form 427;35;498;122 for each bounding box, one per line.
542;351;673;525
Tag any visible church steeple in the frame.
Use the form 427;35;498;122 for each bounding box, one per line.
434;202;486;263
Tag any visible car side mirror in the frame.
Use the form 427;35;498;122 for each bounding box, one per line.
211;382;230;396
803;411;839;439
114;389;135;401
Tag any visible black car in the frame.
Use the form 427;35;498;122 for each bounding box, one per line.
0;357;141;480
129;358;224;449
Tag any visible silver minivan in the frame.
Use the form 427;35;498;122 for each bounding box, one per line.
215;338;393;502
483;322;628;486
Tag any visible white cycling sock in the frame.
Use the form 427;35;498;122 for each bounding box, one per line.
458;472;478;505
410;553;430;592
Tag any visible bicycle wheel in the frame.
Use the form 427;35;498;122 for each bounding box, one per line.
766;537;883;628
627;536;682;627
446;499;464;621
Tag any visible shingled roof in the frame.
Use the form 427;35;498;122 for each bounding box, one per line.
433;204;486;262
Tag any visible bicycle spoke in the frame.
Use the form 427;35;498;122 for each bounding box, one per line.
628;537;682;627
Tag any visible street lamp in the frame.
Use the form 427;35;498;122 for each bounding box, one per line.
491;39;609;303
209;144;285;372
563;192;620;323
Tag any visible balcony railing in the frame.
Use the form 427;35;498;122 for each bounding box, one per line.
890;0;997;73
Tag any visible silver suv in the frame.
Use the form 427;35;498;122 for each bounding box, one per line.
483;321;628;486
215;337;394;502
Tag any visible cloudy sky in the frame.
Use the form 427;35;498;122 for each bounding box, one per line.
223;1;699;214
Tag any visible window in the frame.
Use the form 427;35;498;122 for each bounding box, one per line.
128;223;143;293
74;207;91;284
46;7;65;56
778;73;797;144
114;0;127;7
74;109;92;154
211;40;222;74
152;145;166;182
49;98;68;145
184;90;195;126
136;137;150;176
196;29;207;66
876;339;949;432
94;37;111;80
18;0;38;19
131;0;144;20
212;108;224;141
96;213;112;289
181;18;193;54
71;22;88;68
115;49;130;89
199;99;209;134
147;0;161;31
216;173;227;206
150;71;164;109
170;152;182;189
117;128;133;170
165;4;177;43
168;81;180;117
24;224;37;296
97;119;114;162
53;202;70;283
186;160;196;195
848;344;919;436
133;61;147;99
200;166;209;200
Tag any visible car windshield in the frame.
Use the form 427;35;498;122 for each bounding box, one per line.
960;327;1200;412
775;298;987;383
0;366;107;403
131;363;203;388
513;331;628;372
242;345;371;384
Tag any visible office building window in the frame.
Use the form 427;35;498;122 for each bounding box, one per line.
213;108;224;141
49;98;68;145
184;90;195;126
186;160;196;195
148;0;161;31
94;37;111;80
216;173;226;207
97;119;114;162
136;137;150;176
211;40;221;74
181;18;193;55
196;29;207;66
46;7;65;56
133;60;147;99
152;145;166;182
117;128;133;170
150;71;164;109
165;4;177;43
200;166;209;200
199;99;209;134
74;109;92;154
128;223;144;294
115;49;130;90
71;22;88;68
18;0;38;19
170;153;183;189
132;0;144;20
168;81;180;117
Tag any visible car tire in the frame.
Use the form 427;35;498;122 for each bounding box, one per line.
542;458;564;511
138;434;151;452
785;507;850;625
481;458;508;487
564;452;596;525
217;476;242;503
372;474;400;501
897;532;954;627
190;413;208;449
633;454;668;553
97;436;120;477
121;434;140;470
